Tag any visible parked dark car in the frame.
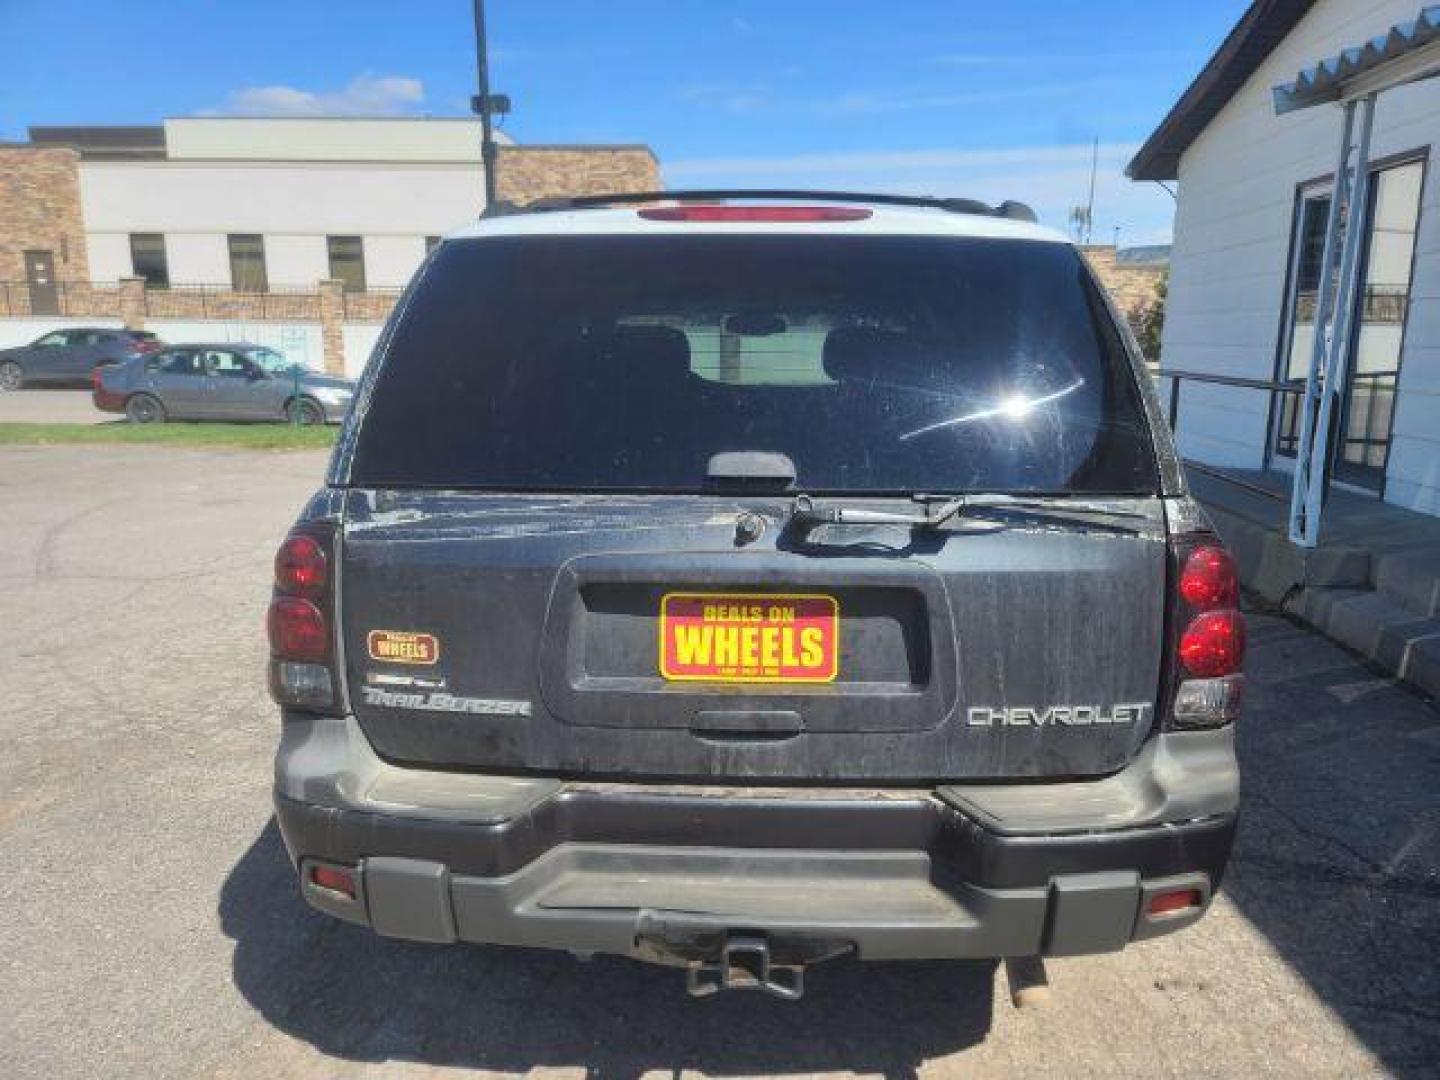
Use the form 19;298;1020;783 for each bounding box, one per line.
94;343;355;424
0;328;162;390
269;195;1244;1001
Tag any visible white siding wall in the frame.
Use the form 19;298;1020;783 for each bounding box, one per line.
1163;0;1440;513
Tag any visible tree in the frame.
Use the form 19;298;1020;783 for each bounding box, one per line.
1132;270;1168;368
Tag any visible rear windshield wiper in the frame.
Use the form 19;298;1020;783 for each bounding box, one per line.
789;493;968;531
788;492;1150;535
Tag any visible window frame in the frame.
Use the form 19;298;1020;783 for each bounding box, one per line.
326;235;366;293
129;233;170;289
227;234;269;293
1268;146;1429;495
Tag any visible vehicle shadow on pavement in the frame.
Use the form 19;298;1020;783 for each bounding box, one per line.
220;820;995;1077
1222;616;1440;1077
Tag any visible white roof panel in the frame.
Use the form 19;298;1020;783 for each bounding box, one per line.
447;203;1068;244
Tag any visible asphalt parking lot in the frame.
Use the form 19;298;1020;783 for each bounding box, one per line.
1;444;1437;1079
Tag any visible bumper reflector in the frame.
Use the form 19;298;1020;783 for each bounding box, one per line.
1147;888;1203;917
310;864;357;899
1171;674;1245;729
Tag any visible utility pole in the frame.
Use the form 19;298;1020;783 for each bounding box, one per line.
471;0;500;208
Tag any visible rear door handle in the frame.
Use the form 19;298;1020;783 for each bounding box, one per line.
691;710;803;741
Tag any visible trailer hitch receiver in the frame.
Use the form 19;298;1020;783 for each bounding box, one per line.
685;935;805;1000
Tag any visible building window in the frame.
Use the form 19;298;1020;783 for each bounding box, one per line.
228;234;268;292
327;236;366;292
129;234;169;288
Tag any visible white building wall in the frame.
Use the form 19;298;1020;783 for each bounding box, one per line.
364;235;427;289
165;233;230;284
163;117;510;163
78;159;481;287
341;324;385;378
1162;0;1440;513
79;161;484;235
264;235;330;288
144;320;326;370
86;233;132;282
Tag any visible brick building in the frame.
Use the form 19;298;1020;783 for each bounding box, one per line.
1;117;658;300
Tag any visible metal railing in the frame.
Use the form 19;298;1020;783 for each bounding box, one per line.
1159;369;1301;502
0;280;404;324
1160;367;1399;504
140;283;324;321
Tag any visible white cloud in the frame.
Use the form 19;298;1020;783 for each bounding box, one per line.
664;143;1176;244
677;81;771;115
819;78;1118;116
205;74;426;117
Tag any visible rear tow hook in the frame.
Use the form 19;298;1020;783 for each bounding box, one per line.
685;935;805;1001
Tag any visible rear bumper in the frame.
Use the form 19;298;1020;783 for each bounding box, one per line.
274;714;1237;964
92;387;125;413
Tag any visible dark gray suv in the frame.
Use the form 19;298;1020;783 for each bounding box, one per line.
268;194;1243;1000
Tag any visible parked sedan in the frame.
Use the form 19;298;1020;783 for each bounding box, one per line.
0;328;162;390
94;343;355;424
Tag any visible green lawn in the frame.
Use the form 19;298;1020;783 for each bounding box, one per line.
0;422;338;450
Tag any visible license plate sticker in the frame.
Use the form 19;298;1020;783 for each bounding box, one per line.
659;593;838;683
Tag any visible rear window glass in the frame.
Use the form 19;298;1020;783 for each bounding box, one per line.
348;235;1157;494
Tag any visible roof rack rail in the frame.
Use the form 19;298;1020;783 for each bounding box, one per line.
492;189;1038;223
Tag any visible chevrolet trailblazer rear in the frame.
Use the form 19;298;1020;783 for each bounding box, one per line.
269;193;1243;1000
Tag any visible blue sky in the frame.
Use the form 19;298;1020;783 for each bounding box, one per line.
1;1;1251;244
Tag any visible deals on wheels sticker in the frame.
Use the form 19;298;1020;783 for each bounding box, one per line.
659;593;838;683
367;630;440;665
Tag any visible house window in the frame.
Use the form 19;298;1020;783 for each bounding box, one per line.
1273;155;1426;491
129;234;169;288
327;236;366;292
228;234;268;292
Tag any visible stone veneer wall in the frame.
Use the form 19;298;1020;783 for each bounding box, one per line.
496;146;660;206
0;146;90;283
1081;246;1165;322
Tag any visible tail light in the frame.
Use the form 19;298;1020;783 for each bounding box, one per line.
274;534;328;598
1163;531;1246;730
267;597;329;661
267;524;341;712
